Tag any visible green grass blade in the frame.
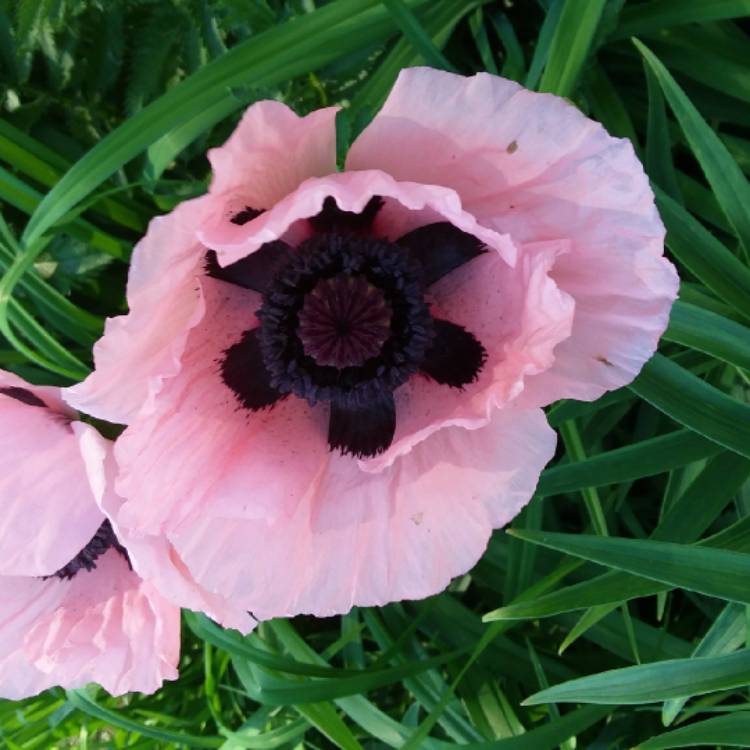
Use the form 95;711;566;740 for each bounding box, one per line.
525;649;750;706
558;604;619;655
0;166;128;258
189;613;464;703
636;39;750;255
558;420;608;534
0;240;103;341
647;26;750;107
66;690;222;748
536;429;722;497
21;0;423;247
0;119;146;232
640;714;750;749
290;702;364;750
662;603;747;725
184;612;358;678
381;0;456;71
644;63;681;198
525;0;564;90
469;9;498;75
508;530;750;607
489;11;526;82
484;568;668;622
656;187;750;320
630;354;750;458
538;0;607;97
488;450;750;621
465;705;609;748
351;0;478;113
615;0;750;38
663;300;750;371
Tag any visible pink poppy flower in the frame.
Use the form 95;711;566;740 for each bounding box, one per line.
66;68;678;620
0;371;180;699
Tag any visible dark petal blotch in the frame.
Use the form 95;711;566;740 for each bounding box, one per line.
51;519;130;581
309;195;384;234
205;240;294;294
328;390;396;458
221;328;285;410
230;206;264;225
0;386;46;408
396;222;486;286
420;319;487;388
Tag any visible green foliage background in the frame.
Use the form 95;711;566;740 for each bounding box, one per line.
2;0;750;748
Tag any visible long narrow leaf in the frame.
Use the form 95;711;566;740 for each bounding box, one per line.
508;530;750;607
630;354;750;459
636;39;750;254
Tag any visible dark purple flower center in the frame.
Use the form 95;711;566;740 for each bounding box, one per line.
298;275;392;368
209;195;488;458
47;520;130;581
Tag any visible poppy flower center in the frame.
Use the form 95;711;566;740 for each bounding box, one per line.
48;519;130;580
255;232;435;407
297;275;392;368
210;195;489;458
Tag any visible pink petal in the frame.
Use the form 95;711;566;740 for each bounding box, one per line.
199;101;339;252
166;407;555;618
199;169;516;267
0;551;179;699
114;276;329;537
64;199;209;424
78;424;254;632
0;368;74;415
208;101;339;205
0;372;104;576
113;188;512;537
0;575;64;699
348;67;678;404
112;268;556;618
361;239;574;472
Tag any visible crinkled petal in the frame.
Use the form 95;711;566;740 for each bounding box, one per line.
0;371;103;577
114;277;330;537
77;425;254;633
0;551;179;699
208;101;339;204
348;66;678;404
360;240;574;472
199;169;516;268
166;407;555;618
113;277;555;619
201;101;339;250
64;199;210;424
0;575;65;699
